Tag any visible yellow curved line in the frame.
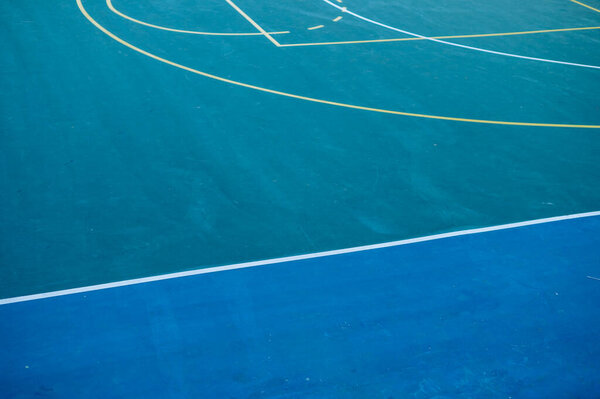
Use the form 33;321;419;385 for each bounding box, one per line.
106;0;289;36
78;0;600;128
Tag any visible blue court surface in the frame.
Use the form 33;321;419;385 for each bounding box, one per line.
1;215;600;398
1;0;600;397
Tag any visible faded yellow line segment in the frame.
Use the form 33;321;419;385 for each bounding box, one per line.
333;16;343;22
224;0;281;46
308;25;325;30
280;25;600;47
571;0;600;13
76;0;600;128
106;0;289;36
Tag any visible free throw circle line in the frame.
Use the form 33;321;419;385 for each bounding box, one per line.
77;0;600;128
107;0;289;36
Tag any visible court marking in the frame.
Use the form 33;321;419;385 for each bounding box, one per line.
75;0;600;128
279;26;600;47
308;24;324;30
588;276;600;281
107;0;289;36
321;0;600;69
2;210;599;305
225;0;281;46
571;0;600;13
108;0;600;47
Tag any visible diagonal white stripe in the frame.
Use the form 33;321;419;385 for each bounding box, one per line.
1;211;599;306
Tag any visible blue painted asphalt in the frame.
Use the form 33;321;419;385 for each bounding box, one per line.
1;216;599;398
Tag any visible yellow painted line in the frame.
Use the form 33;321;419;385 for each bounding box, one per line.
280;26;600;47
333;16;343;22
76;0;600;128
308;25;325;30
224;0;281;46
571;0;600;13
106;0;289;36
336;0;343;3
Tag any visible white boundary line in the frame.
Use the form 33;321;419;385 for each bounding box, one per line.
321;0;600;70
1;210;599;306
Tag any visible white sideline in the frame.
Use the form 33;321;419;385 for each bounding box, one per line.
321;0;600;69
1;211;599;306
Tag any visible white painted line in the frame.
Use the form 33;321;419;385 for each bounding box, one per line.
225;0;281;46
1;210;599;306
587;276;600;281
321;0;600;69
106;0;289;36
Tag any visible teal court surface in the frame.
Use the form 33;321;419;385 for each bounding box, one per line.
1;0;600;397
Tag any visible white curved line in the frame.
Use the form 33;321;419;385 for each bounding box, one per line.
71;0;600;128
322;0;600;70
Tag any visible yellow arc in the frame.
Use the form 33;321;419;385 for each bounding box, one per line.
106;0;289;36
77;0;600;128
